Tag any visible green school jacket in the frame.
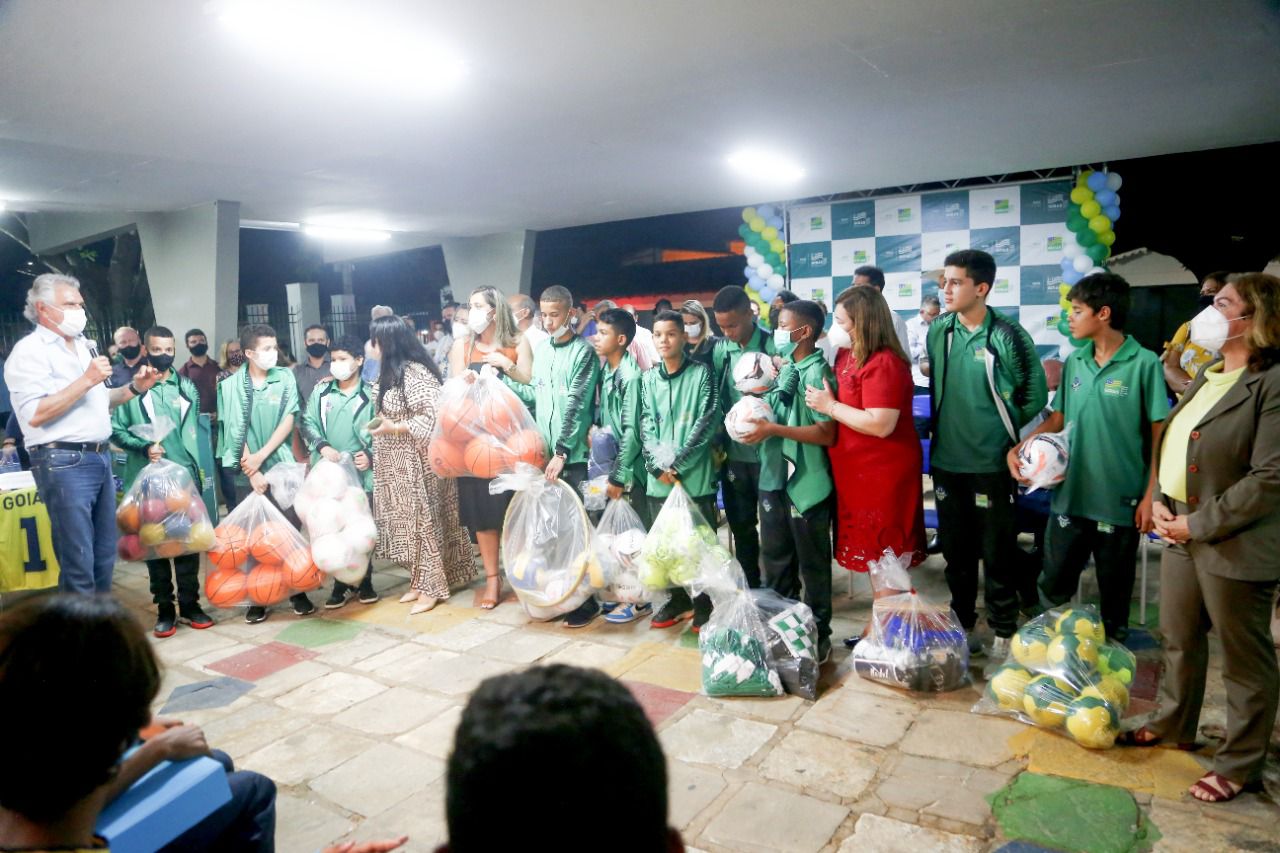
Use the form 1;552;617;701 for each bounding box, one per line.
640;354;719;499
712;326;776;464
598;353;646;489
111;369;206;493
506;333;600;466
303;378;376;491
215;365;300;472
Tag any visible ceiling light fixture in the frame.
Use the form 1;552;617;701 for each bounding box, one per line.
726;148;806;185
212;0;467;97
303;225;392;243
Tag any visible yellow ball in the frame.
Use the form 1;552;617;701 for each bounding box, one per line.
1047;633;1099;672
1065;696;1120;749
1011;624;1052;669
1023;675;1077;728
139;523;166;546
987;664;1032;711
1054;608;1106;644
1080;677;1129;711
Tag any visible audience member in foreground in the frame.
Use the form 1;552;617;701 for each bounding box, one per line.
440;664;683;852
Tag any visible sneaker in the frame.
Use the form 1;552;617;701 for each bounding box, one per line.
325;588;355;610
600;601;620;614
179;604;213;629
843;635;862;650
817;638;832;665
984;635;1011;663
604;602;652;624
292;596;317;617
967;631;984;655
245;606;269;624
650;599;694;629
564;598;601;629
154;603;177;638
357;582;380;605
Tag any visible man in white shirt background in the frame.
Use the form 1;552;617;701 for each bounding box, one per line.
4;274;160;593
508;293;547;351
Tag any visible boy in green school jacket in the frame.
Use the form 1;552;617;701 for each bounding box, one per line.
112;325;214;638
301;336;379;609
641;310;719;632
216;323;313;624
738;300;837;662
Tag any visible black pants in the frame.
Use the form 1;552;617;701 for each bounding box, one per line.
146;553;202;608
219;463;240;513
160;750;276;853
932;467;1020;638
649;492;719;623
1039;514;1140;639
1013;489;1053;613
720;461;762;588
759;489;833;644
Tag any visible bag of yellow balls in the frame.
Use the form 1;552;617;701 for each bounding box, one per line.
972;605;1136;749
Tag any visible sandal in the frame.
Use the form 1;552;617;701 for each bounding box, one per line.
1117;726;1199;750
1189;771;1250;803
476;575;501;610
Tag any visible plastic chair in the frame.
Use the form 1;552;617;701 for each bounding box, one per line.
920;438;931;475
912;394;931;421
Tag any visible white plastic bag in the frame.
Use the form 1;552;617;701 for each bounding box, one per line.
429;373;546;478
295;455;376;585
205;493;320;608
700;589;784;698
590;498;650;604
264;461;308;510
580;475;609;512
115;416;214;562
751;589;819;700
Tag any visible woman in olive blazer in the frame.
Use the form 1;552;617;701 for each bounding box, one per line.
1122;273;1280;803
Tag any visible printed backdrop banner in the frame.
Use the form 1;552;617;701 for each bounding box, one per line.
787;179;1072;358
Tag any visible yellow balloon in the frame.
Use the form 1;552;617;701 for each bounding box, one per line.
769;238;785;254
742;207;757;224
1098;230;1116;247
1077;170;1094;189
762;226;778;241
1058;283;1072;296
1059;297;1071;310
1080;200;1101;218
749;217;765;233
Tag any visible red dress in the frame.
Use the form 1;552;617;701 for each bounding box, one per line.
829;348;926;571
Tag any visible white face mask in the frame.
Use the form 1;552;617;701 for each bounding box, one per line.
546;317;571;339
250;349;278;371
827;324;852;350
1189;305;1248;352
330;360;356;381
53;306;87;337
467;309;492;335
451;321;468;339
684;323;703;339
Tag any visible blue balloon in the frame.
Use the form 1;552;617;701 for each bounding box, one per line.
1104;204;1121;222
1094;189;1117;207
743;265;755;279
758;286;776;302
767;215;784;230
757;204;776;220
747;273;762;288
1087;171;1108;192
1062;269;1084;285
1060;256;1075;271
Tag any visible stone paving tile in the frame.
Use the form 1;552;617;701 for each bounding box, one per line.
659;709;776;770
332;686;454;736
353;641;431;675
701;692;807;723
159;676;255;713
312;630;403;667
309;742;447;818
181;641;258;673
623;679;696;728
795;688;918;748
411;618;514;652
617;646;703;693
1148;799;1280;852
329;597;481;635
249;659;332;698
273;793;358;853
759;730;882;800
988;772;1156;853
276;671;388;715
342;780;448;853
541;638;630;669
243;726;377;786
898;709;1023;768
700;781;848;853
873;754;1012;826
839;813;983;852
274;617;366;648
469;628;567;664
198;699;310;761
394;705;464;760
206;640;319;681
1007;727;1206;800
667;761;727;830
151;628;240;664
473;600;534;626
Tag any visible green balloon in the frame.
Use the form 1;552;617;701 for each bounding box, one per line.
1068;203;1082;219
1078;229;1098;247
1057;319;1071;335
1069;335;1086;347
738;224;752;239
1067;213;1088;232
1087;243;1109;263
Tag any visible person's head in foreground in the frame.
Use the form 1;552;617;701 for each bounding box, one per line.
0;594;160;847
440;665;683;853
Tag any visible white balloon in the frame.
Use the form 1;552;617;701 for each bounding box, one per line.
1062;242;1082;259
1087;266;1106;275
758;264;774;278
747;254;763;269
1072;255;1093;273
744;245;758;258
1105;172;1123;192
767;273;784;288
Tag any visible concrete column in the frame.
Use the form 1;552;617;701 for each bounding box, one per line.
284;282;322;353
439;230;538;298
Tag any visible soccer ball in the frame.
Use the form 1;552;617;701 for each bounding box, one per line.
1023;674;1077;727
1010;622;1053;669
1096;644;1137;686
1065;695;1120;749
1054;608;1106;644
1080;677;1129;711
986;663;1033;711
1017;431;1069;490
1046;634;1100;673
724;397;775;443
732;351;778;394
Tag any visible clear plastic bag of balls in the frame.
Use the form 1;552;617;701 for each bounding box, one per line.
724;396;776;444
204;493;320;609
580;475;609;512
973;604;1136;749
1017;424;1072;492
429;371;546;480
751;588;819;700
115;417;214;563
493;463;594;620
732;351;778;394
590;497;651;604
587;426;619;480
701;587;784;698
851;549;970;693
638;483;735;592
295;455;377;586
264;461;308;509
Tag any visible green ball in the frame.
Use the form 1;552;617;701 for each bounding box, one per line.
1065;695;1120;749
1054;608;1106;644
987;663;1033;711
1023;674;1077;727
1096;644;1137;686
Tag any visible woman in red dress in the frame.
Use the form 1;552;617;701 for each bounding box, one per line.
806;287;926;643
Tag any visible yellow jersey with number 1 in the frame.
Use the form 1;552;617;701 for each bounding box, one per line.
0;486;61;592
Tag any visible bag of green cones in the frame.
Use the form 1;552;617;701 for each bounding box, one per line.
700;584;784;698
973;605;1136;749
637;482;732;591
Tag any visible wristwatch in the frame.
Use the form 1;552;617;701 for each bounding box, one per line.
127;380;145;397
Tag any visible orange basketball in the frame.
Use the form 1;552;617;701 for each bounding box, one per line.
464;436;516;479
247;564;290;606
481;392;526;439
116;501;141;534
508;428;547;468
428;438;469;478
439;395;482;443
210;524;250;569
284;549;322;591
249;522;297;565
155;540;187;558
205;566;248;608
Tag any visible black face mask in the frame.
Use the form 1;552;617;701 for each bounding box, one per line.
148;353;175;373
306;343;329;359
1198;293;1216;309
119;344;142;361
189;343;209;357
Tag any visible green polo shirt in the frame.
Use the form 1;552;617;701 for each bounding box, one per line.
780;351;834;514
1051;335;1168;527
303;379;375;491
598;353;646;489
215;366;299;471
932;314;1010;474
712;326;776;464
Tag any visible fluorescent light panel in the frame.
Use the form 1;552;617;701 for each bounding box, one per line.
727;148;806;184
303;225;392;242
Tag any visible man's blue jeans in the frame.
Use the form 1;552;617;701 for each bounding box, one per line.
29;446;116;594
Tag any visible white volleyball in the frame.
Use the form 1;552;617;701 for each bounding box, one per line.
732;351;778;394
725;396;776;443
